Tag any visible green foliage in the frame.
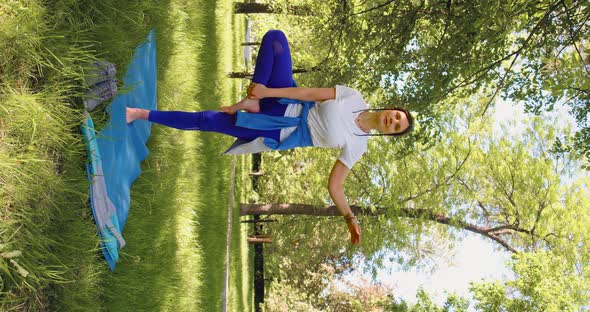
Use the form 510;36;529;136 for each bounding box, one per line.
255;0;590;164
470;251;589;311
378;251;588;312
247;1;590;309
383;251;588;312
410;289;468;312
263;263;400;311
262;281;324;312
379;289;468;312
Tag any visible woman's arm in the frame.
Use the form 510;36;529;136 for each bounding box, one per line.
248;83;335;102
328;160;361;245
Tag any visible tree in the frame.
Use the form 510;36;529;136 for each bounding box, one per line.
381;251;589;311
244;1;589;307
262;259;405;311
253;0;590;163
470;251;588;311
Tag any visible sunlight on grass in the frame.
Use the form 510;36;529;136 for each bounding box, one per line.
155;0;205;309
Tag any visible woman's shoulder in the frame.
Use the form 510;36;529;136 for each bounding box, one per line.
339;137;368;169
336;85;362;96
335;85;365;105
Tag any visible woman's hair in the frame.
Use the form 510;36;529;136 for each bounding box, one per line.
355;107;415;137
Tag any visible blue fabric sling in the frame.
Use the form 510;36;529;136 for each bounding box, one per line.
234;98;315;150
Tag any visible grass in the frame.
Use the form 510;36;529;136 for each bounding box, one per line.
0;0;252;310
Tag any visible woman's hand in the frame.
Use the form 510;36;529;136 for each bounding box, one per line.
346;218;361;245
328;160;360;245
247;83;268;100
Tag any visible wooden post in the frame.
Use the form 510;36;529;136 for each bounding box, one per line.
247;236;272;244
228;68;310;79
241;219;277;224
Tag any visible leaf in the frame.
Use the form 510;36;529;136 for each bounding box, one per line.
9;259;29;278
1;250;22;258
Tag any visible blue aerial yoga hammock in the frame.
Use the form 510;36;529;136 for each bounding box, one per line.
81;29;157;271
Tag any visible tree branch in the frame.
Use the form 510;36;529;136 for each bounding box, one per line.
349;167;372;203
352;0;396;16
480;0;564;116
401;143;471;203
435;0;453;49
240;203;519;253
487;224;532;236
562;0;590;74
530;184;552;239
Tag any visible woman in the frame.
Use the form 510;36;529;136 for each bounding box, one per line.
126;30;414;245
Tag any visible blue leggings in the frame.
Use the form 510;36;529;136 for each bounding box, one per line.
148;30;294;141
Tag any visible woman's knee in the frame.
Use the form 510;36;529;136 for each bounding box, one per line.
263;29;287;41
262;30;289;50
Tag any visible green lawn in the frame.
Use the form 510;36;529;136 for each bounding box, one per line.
0;0;252;311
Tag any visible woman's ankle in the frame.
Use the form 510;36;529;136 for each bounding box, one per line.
139;108;150;120
242;98;260;113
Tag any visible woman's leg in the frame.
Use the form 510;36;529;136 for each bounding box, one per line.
221;30;293;115
126;108;280;141
252;30;294;88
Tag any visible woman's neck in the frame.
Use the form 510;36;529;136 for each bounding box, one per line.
356;111;379;132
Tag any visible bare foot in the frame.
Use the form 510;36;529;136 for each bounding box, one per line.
126;107;149;124
220;97;260;115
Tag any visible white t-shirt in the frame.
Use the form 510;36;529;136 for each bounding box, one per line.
279;85;368;168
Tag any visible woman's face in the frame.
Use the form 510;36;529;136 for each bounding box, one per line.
377;109;409;134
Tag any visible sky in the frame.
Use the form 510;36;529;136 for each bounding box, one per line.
379;234;513;306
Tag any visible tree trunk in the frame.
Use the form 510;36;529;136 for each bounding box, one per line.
234;3;273;14
251;153;262;191
252;214;265;312
239;203;520;253
234;2;310;15
254;241;264;311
